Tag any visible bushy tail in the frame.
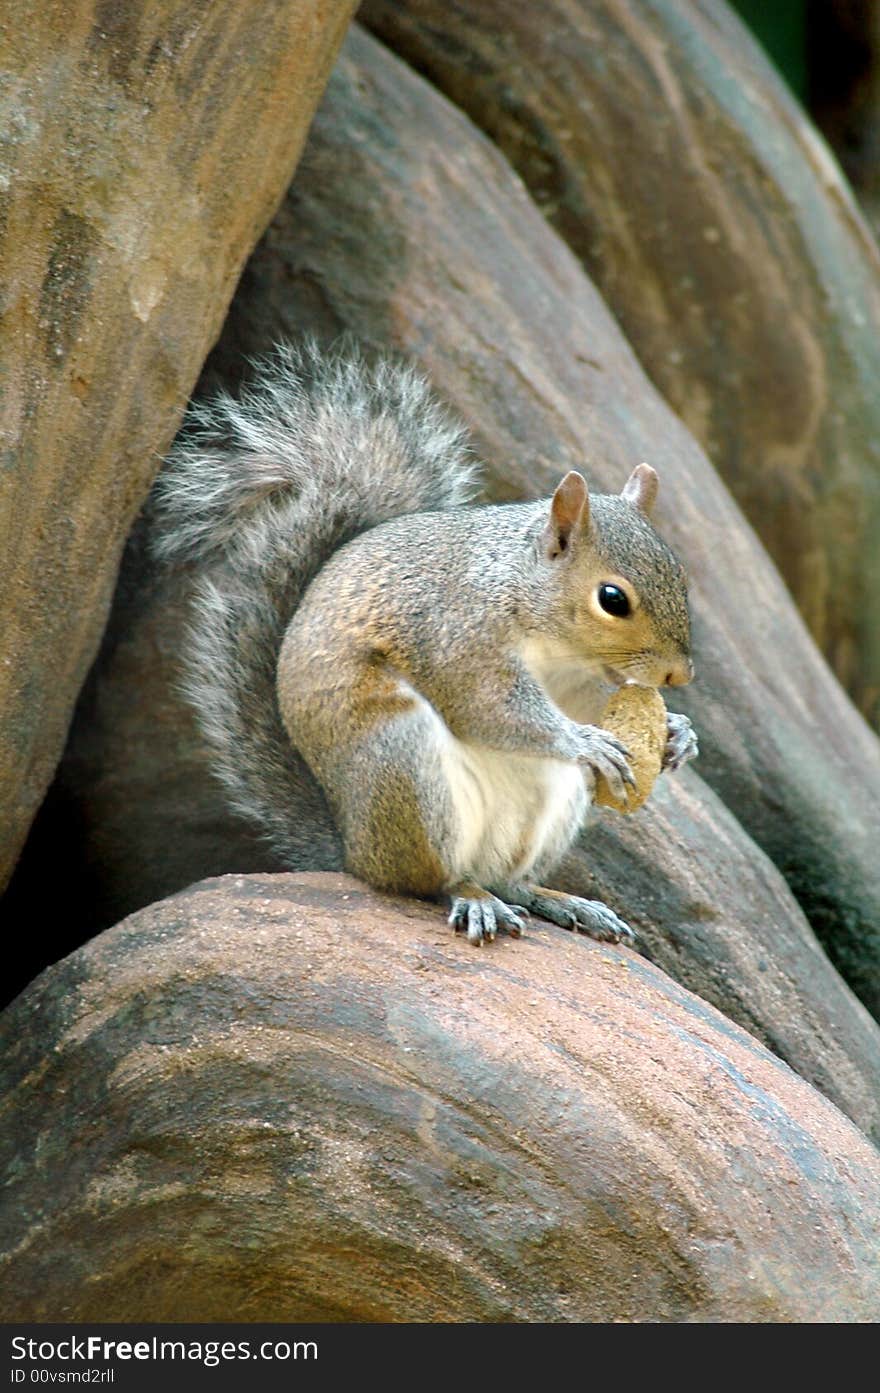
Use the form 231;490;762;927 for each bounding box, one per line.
151;340;476;862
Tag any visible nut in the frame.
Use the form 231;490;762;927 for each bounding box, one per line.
594;683;667;812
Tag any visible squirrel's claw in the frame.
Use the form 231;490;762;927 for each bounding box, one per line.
578;726;636;802
570;900;636;944
448;890;526;945
662;712;699;773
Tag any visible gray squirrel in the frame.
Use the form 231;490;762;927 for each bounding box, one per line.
152;341;697;945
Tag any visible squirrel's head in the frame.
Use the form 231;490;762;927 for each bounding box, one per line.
539;465;693;689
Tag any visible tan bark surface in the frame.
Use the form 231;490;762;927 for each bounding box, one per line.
2;874;878;1322
0;0;357;890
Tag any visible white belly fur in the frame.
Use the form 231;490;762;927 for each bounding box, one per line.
441;737;587;886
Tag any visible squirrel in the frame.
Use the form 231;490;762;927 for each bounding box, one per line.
151;341;697;946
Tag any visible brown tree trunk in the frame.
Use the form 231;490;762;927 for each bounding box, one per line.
0;0;357;891
3;875;878;1322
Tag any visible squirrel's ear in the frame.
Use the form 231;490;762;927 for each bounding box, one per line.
622;462;658;517
543;471;590;559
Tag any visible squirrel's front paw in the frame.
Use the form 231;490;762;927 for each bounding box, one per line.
576;725;636;805
663;712;698;772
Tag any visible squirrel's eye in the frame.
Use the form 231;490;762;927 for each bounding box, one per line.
598;583;631;617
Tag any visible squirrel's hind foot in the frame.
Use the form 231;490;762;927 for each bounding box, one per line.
496;883;636;945
447;883;528;945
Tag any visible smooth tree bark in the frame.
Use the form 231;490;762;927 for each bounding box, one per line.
2;874;879;1322
0;0;357;891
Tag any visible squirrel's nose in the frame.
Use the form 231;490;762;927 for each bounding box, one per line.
665;657;694;687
